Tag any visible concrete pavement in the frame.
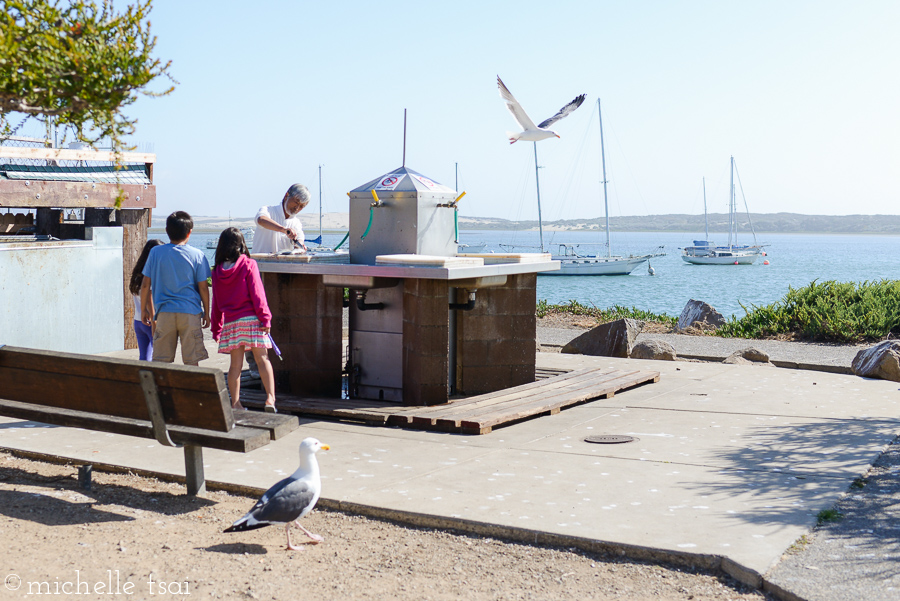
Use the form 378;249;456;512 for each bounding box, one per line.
1;341;899;599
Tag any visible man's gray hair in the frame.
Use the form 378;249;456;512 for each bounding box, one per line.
284;183;311;205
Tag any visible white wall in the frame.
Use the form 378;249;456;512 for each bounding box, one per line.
0;227;124;353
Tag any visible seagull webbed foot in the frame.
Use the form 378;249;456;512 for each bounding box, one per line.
295;520;324;543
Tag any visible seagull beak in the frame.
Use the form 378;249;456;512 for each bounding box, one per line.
321;444;330;451
555;133;561;138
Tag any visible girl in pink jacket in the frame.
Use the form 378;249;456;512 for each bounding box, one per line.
211;228;276;412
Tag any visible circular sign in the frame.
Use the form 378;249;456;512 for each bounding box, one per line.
380;176;399;187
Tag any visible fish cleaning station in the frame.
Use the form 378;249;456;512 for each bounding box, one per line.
248;166;660;433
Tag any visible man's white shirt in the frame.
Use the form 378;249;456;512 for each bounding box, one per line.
253;203;305;254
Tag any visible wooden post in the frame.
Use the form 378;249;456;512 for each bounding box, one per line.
183;445;206;496
117;209;149;349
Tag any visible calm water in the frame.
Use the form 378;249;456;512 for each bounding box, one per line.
156;229;900;320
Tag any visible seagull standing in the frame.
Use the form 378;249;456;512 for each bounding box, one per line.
497;76;586;144
224;437;330;550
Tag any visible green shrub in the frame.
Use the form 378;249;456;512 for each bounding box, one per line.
718;280;900;343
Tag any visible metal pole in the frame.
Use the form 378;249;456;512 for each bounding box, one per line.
533;142;544;252
318;164;323;240
402;109;407;167
598;99;610;258
729;156;735;248
455;162;458;191
702;176;708;242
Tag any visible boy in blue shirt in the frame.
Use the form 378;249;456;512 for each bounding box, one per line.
140;211;212;365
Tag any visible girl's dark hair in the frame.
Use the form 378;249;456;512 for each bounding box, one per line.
214;227;250;268
129;238;164;295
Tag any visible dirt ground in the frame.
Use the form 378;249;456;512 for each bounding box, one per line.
537;312;679;335
0;453;770;601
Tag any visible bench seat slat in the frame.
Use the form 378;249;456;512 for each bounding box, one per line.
232;411;299;440
0;400;270;453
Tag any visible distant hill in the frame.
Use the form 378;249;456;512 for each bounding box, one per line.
459;213;900;234
154;212;900;235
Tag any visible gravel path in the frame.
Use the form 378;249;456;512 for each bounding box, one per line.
536;325;864;371
765;438;900;601
0;453;770;601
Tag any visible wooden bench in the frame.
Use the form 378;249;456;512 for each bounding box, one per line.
0;345;299;495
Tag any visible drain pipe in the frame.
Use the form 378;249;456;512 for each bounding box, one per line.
447;287;477;395
355;290;384;312
448;289;458;395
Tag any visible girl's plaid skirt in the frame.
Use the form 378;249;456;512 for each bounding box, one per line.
217;316;271;353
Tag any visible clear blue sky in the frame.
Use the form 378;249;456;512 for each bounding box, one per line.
94;1;900;221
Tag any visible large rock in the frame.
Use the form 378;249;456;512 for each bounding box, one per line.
852;341;900;382
630;339;677;361
676;299;726;332
562;318;644;358
723;348;771;365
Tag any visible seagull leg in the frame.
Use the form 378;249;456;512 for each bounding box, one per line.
294;520;324;543
285;522;305;551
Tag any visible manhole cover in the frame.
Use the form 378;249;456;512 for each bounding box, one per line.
584;435;638;444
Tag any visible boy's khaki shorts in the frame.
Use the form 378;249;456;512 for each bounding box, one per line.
152;312;209;365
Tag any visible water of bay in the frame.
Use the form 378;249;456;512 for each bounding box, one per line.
164;229;900;320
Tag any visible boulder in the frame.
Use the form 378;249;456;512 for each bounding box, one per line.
676;299;726;332
562;318;644;358
852;341;900;382
723;348;771;365
630;339;677;361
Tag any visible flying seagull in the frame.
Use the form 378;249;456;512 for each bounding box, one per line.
497;76;585;144
224;437;330;550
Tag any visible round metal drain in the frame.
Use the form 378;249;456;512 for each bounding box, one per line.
584;435;638;444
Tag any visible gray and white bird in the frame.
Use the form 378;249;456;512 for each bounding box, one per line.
224;437;330;550
497;76;585;144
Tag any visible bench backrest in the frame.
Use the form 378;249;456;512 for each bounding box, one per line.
0;346;233;432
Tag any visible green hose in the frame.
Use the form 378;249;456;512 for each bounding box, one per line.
454;207;459;244
361;206;374;240
333;231;350;251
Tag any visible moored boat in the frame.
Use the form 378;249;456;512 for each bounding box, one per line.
682;158;765;265
542;98;664;276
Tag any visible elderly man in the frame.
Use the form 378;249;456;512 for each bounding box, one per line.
245;184;310;377
254;183;311;254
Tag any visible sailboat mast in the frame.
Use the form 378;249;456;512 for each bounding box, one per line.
728;156;735;249
702;177;709;242
318;164;323;240
598;99;610;258
533;142;545;252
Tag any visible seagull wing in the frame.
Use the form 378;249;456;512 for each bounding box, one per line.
498;76;538;132
537;94;586;129
224;477;317;532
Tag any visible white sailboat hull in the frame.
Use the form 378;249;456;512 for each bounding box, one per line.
681;250;761;265
543;255;654;276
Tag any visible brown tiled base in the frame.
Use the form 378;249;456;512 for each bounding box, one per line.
455;273;536;395
401;279;449;406
261;272;342;396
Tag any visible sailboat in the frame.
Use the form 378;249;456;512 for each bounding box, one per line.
540;98;664;276
681;157;765;265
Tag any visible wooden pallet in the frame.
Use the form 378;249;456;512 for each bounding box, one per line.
238;367;659;435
